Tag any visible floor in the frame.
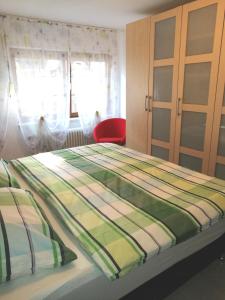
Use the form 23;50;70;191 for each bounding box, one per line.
123;234;225;300
165;258;225;300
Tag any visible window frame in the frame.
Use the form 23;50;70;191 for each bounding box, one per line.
69;64;79;118
11;48;112;120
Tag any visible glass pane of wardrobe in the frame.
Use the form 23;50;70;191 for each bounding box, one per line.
183;62;211;105
180;111;206;151
215;163;225;180
179;153;202;172
217;115;225;157
151;145;169;161
153;66;173;102
154;17;176;60
186;4;217;56
152;108;171;142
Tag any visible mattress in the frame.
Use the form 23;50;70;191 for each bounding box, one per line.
0;145;224;299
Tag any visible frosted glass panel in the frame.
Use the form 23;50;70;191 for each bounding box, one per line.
215;164;225;180
154;17;176;59
152;108;171;142
179;154;202;172
153;66;173;102
217;115;225;157
183;63;211;105
186;4;217;56
151;145;169;161
181;112;206;151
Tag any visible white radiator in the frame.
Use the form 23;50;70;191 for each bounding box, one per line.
64;129;89;148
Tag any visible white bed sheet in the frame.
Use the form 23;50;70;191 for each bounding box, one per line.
0;165;224;300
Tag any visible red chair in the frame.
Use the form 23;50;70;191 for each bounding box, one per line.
93;118;126;145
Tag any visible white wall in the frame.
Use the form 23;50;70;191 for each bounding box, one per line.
118;30;126;118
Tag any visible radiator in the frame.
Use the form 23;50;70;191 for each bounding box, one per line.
64;129;89;148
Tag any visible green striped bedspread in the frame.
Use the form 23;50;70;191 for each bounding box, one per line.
10;143;225;280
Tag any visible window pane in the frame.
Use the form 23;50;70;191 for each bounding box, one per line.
153;66;173;102
14;54;66;121
186;4;217;56
215;164;225;180
71;95;78;115
183;63;211;105
217;115;225;157
151;145;169;161
152;108;171;142
154;17;176;60
179;153;202;172
71;58;108;116
180;111;206;151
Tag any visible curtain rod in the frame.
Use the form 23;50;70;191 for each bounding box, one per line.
0;12;117;32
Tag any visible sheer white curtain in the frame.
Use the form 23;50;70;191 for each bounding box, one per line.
6;17;70;153
71;53;112;136
69;27;120;136
0;17;9;153
2;16;121;151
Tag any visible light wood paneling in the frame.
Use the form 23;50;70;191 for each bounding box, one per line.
148;7;182;162
174;0;224;174
217;156;225;165
126;17;151;153
208;15;225;176
151;139;170;149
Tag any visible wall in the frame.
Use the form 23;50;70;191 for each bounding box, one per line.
118;30;126;119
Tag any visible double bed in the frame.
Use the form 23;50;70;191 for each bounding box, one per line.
0;143;225;299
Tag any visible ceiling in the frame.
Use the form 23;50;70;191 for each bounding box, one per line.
0;0;193;29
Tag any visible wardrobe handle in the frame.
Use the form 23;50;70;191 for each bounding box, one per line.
177;98;182;116
148;96;152;112
145;95;148;111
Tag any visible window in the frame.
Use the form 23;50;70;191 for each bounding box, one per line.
11;49;112;120
11;49;68;123
70;54;111;118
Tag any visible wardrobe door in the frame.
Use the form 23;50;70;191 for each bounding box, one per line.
209;18;225;180
148;7;182;161
174;0;224;173
126;17;151;153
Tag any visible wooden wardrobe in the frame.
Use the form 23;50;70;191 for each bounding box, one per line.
126;0;225;179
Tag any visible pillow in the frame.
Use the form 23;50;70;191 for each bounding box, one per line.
0;159;20;188
0;187;77;283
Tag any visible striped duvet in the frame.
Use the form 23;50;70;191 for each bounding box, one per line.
10;143;225;280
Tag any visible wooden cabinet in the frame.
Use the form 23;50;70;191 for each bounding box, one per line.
174;0;224;173
148;7;182;161
209;17;225;180
126;0;225;179
126;18;150;153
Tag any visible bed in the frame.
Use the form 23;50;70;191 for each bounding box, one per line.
0;143;225;299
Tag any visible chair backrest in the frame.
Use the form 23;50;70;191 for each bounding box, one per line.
93;118;126;139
